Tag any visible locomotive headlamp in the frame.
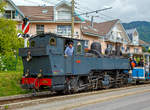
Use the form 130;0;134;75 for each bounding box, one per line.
25;73;29;77
25;69;29;77
37;69;43;78
27;51;32;62
38;73;42;78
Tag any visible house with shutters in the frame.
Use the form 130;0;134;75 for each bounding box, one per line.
81;19;143;54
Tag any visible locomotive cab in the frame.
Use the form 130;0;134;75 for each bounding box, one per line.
19;33;87;90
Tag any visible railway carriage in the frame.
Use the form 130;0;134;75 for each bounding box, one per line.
19;33;130;93
132;53;150;83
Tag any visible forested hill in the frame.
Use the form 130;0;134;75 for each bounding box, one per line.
122;21;150;43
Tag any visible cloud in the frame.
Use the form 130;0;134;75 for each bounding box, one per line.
12;0;150;22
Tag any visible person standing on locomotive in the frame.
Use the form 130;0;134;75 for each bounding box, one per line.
65;42;74;56
130;58;137;69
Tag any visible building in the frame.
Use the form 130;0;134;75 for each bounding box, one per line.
2;0;84;39
0;0;24;20
2;0;143;55
126;28;142;54
139;39;150;52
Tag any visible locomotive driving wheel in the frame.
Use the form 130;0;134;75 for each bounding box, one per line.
65;76;80;94
102;74;113;89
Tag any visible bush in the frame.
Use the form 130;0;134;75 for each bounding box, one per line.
0;54;23;72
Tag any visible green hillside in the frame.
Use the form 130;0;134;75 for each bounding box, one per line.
123;21;150;43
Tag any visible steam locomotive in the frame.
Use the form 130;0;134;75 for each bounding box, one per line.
19;33;131;93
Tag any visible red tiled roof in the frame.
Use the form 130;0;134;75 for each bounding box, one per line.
18;6;54;21
81;19;119;36
18;6;82;21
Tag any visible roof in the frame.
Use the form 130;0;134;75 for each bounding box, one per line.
18;6;54;21
139;39;149;45
6;0;24;18
18;6;82;22
30;32;86;42
126;28;137;41
126;28;136;34
6;0;83;22
81;19;119;37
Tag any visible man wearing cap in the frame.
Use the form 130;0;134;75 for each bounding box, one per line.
65;42;74;56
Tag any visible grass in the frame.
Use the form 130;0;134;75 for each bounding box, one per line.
0;71;29;97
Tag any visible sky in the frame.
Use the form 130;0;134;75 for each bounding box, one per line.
12;0;150;23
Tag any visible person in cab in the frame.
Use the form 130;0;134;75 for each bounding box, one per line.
65;42;74;56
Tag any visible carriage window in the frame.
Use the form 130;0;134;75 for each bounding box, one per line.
30;41;35;47
50;37;56;46
76;42;82;55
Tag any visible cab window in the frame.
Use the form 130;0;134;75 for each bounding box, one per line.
50;37;56;46
30;41;35;47
76;42;82;55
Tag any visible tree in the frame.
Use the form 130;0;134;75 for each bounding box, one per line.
0;1;24;71
0;0;24;55
142;46;147;53
0;0;6;13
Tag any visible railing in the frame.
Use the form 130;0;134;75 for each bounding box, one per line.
55;32;80;39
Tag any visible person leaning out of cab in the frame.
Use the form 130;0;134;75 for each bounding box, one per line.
65;42;74;56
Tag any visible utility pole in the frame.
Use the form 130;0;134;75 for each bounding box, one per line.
71;0;75;38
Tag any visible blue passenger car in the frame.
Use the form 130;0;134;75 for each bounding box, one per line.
132;67;150;81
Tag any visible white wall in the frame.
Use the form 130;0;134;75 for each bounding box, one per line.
55;4;72;21
110;23;128;44
132;31;139;45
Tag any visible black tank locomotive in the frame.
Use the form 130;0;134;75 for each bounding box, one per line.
19;33;130;92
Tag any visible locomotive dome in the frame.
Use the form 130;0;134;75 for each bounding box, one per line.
91;42;102;54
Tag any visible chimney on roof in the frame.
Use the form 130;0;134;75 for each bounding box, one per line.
42;4;46;8
90;16;99;27
91;16;94;27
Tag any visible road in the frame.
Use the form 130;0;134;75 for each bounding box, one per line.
73;91;150;110
16;85;150;110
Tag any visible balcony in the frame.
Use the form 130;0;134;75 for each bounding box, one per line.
56;32;80;39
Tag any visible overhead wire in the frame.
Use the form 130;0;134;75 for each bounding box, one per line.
75;1;115;21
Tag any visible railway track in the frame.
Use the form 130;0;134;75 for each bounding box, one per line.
0;83;150;110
